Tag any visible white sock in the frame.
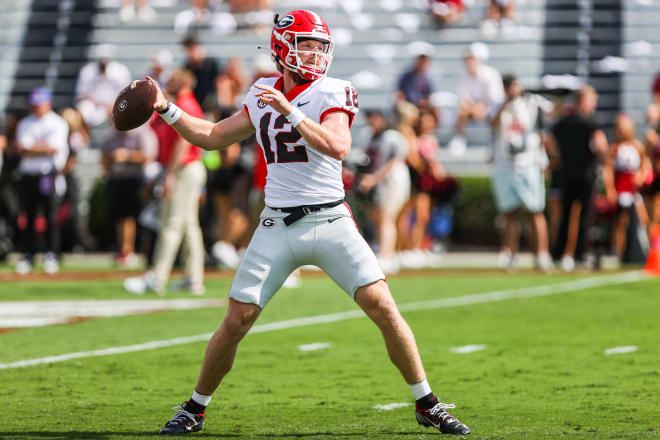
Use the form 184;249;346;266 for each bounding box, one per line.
191;390;212;407
410;379;432;400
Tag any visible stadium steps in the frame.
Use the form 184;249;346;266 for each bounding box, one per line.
6;0;99;113
622;2;660;124
0;0;33;112
541;0;623;130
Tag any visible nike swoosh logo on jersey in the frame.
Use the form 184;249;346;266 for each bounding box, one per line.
297;101;311;107
328;217;343;223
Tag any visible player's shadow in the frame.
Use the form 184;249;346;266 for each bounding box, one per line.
0;431;423;439
252;433;423;438
0;433;237;439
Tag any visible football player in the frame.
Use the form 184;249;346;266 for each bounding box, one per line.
154;10;470;436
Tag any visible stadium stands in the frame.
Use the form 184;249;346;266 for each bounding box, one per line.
0;0;33;113
6;0;98;113
0;0;657;176
623;1;660;124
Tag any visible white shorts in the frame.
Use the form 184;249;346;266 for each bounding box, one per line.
229;203;386;309
492;166;546;214
374;162;411;217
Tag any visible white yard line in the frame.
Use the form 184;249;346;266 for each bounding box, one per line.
604;345;639;355
373;403;411;410
450;344;487;354
0;299;227;317
0;299;227;328
0;317;74;327
298;342;332;352
0;270;648;370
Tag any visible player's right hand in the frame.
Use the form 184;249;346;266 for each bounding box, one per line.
146;76;168;112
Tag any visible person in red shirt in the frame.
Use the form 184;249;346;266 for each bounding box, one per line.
124;69;207;295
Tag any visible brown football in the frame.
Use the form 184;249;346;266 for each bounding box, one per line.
111;79;157;131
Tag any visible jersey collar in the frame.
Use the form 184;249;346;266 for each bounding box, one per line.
275;76;319;102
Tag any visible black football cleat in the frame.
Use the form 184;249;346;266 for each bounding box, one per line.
416;400;471;435
159;403;205;435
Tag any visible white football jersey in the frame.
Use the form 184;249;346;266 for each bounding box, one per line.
242;75;359;208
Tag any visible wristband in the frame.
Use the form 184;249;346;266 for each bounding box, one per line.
156;102;170;114
285;107;306;127
159;102;182;125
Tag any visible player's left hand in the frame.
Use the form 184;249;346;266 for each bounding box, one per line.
254;84;293;116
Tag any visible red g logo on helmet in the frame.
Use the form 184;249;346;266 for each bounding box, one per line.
270;10;335;81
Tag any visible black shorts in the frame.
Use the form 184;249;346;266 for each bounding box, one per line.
106;176;144;221
409;167;428;194
208;165;246;192
642;175;660;195
208;165;251;213
547;170;562;200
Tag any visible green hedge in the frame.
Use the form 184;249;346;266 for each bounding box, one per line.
451;176;499;246
87;175;503;249
88;178;114;250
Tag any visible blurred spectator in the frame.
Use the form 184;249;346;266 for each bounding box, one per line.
0;112;17;262
124;69;207;295
249;135;267;235
0;112;22;262
392;101;419;253
227;0;272;13
0;112;6;174
428;0;465;27
208;109;252;269
75;44;131;138
394;101;420;154
546;153;564;252
549;86;609;271
605;114;651;260
14;87;69;274
252;53;279;82
213;57;248;109
182;33;221;112
490;74;553;272
60;108;90;155
227;0;273;31
146;49;174;89
645;71;660;127
355;109;410;274
120;0;156;23
59;108;91;252
0;112;9;260
544;97;569;251
644;122;660;230
174;0;211;34
481;0;516;40
102;125;157;267
399;109;445;268
396;54;434;110
448;42;504;155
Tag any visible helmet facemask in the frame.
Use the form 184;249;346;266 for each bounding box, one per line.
282;32;334;81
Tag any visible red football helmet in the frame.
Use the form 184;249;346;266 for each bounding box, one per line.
270;10;335;81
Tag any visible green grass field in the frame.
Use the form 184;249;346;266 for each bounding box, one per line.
1;270;659;439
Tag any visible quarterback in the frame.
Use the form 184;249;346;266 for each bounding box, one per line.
154;10;470;436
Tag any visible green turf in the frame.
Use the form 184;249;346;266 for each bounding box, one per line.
1;272;659;439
